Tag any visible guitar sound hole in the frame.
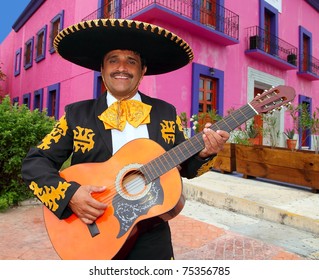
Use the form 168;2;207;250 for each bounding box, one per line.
116;163;151;200
122;170;146;196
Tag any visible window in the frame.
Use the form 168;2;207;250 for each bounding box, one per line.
200;0;217;28
35;25;47;62
34;89;43;111
260;1;278;55
24;37;34;70
302;35;310;72
191;63;224;134
47;83;60;119
298;26;319;78
23;93;31;108
49;10;64;54
198;75;217;130
14;48;22;76
264;10;272;53
299;27;312;72
102;0;113;17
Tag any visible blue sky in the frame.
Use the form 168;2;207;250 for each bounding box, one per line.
0;0;30;43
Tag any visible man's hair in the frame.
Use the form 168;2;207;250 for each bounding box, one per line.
101;50;147;70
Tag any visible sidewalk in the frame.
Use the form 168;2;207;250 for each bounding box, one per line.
183;171;319;235
181;170;319;259
1;170;315;260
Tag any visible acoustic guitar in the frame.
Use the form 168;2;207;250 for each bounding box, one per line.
43;85;295;259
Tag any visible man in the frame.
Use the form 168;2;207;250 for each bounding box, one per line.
22;19;229;260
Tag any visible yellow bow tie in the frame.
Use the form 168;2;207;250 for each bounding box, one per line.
98;99;152;131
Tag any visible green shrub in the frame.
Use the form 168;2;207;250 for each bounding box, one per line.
0;95;56;210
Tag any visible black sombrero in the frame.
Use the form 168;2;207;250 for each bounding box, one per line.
53;18;194;75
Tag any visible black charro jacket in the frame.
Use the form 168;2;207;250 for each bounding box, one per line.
22;91;215;219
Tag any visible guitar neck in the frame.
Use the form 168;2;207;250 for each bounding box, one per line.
140;103;257;183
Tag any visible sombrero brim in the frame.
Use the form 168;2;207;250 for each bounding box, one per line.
54;19;194;75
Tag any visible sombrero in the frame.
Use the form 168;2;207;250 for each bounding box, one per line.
53;18;194;75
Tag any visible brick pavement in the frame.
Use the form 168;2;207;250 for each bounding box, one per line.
0;204;303;260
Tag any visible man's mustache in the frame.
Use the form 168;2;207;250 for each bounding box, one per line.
110;71;133;79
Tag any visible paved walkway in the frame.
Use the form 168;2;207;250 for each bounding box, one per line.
0;203;303;260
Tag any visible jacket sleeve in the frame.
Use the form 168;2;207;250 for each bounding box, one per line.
21;112;80;219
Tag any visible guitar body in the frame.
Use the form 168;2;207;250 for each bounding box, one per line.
43;138;184;260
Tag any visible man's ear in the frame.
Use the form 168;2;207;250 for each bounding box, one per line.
142;66;147;76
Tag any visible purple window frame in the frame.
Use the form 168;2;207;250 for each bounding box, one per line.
49;10;64;54
35;25;47;63
24;37;34;70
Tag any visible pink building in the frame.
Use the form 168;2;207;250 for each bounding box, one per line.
1;0;319;149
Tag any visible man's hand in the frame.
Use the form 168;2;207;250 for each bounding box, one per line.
198;123;230;158
69;185;108;224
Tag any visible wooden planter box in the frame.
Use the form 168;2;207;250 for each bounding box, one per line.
212;143;236;173
235;144;319;193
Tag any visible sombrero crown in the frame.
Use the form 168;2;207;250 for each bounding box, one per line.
54;18;194;75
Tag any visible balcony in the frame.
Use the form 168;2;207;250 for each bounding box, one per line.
83;0;239;46
298;55;319;81
245;26;298;70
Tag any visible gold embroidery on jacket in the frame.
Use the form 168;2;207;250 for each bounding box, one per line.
176;115;183;132
29;181;71;212
73;126;95;153
38;115;68;150
196;157;216;176
160;120;175;144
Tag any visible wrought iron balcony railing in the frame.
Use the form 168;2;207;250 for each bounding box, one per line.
83;0;239;40
246;26;298;66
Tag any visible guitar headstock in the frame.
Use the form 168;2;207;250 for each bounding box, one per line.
250;85;296;114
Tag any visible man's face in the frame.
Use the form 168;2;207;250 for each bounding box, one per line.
101;49;147;99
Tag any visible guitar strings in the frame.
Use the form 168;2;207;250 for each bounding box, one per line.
90;170;152;205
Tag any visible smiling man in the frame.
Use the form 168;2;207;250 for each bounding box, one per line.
21;18;229;260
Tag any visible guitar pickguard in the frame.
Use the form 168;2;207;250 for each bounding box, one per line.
113;178;164;238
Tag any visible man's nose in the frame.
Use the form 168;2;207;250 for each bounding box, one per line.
117;61;128;72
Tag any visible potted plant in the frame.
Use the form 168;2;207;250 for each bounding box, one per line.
284;128;297;150
246;120;260;145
